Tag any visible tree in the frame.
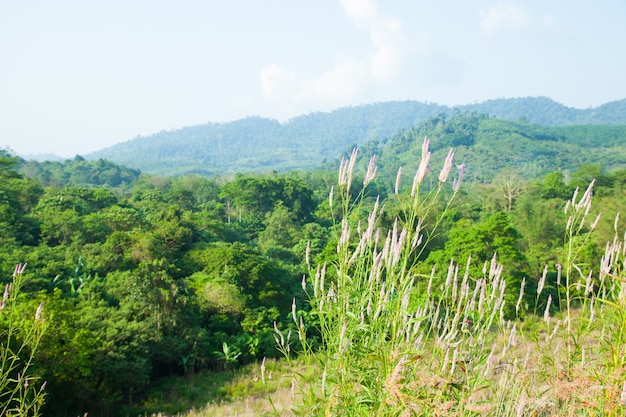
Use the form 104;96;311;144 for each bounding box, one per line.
220;174;316;221
493;168;525;212
0;154;42;246
540;171;570;199
426;212;529;310
257;202;299;257
570;164;612;191
190;242;294;311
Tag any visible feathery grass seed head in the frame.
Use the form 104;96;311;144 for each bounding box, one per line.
363;155;377;187
395;167;402;195
439;149;454;183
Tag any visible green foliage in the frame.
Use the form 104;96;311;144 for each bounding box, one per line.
512;195;564;272
189;242;295;311
540;171;571;199
426;212;529;294
257;202;299;256
214;342;241;371
0;154;42;247
220;173;316;221
569;163;613;191
18;156;140;188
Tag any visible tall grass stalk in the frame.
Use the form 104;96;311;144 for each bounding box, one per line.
597;213;626;394
0;264;47;416
561;180;598;325
549;179;607;375
283;141;522;415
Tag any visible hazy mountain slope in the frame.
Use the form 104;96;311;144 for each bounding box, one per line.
88;101;449;176
462;97;626;125
86;97;626;176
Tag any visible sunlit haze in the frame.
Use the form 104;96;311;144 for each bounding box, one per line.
1;0;625;157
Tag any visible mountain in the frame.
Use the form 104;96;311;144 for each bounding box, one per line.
461;96;626;125
376;113;626;187
86;97;626;177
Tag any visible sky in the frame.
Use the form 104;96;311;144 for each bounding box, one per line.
1;1;625;158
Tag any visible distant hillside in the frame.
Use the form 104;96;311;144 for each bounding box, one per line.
22;153;64;162
86;97;626;177
461;96;626;125
375;113;626;188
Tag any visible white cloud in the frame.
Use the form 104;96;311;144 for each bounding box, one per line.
259;0;411;114
340;0;378;28
260;64;296;102
295;55;367;104
480;3;531;35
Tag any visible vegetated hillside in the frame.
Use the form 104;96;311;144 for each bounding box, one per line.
86;97;626;177
375;113;626;187
87;101;448;177
461;96;626;125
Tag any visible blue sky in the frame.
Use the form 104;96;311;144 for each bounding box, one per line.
1;0;625;157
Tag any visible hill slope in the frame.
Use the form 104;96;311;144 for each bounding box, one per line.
376;113;626;187
86;97;626;177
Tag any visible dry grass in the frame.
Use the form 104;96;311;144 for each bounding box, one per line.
136;358;315;417
179;386;297;417
175;310;623;417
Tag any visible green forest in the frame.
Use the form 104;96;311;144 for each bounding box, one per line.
3;113;626;416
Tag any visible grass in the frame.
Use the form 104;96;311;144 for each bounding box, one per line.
131;308;621;417
146;142;626;416
125;358;316;416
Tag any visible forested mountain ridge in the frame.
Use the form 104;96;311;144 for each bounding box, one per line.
86;97;626;177
87;101;447;177
461;96;626;125
375;114;626;186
